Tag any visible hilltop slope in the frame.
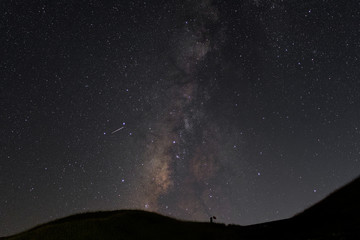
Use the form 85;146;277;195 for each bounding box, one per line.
246;176;360;239
2;176;359;240
1;210;240;240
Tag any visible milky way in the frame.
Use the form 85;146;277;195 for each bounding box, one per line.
132;0;228;219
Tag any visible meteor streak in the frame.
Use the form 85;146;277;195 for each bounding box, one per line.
111;127;124;134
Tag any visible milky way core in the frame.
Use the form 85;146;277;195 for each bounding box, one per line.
132;0;229;220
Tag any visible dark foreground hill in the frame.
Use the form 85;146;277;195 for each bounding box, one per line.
2;176;359;240
1;210;241;240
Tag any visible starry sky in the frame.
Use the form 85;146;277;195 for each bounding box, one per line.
1;0;360;236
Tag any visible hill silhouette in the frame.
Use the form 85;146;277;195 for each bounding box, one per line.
2;176;359;240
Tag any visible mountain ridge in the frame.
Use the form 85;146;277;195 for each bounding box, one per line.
2;176;359;240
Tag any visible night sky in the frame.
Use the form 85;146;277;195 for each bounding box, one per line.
1;0;360;236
